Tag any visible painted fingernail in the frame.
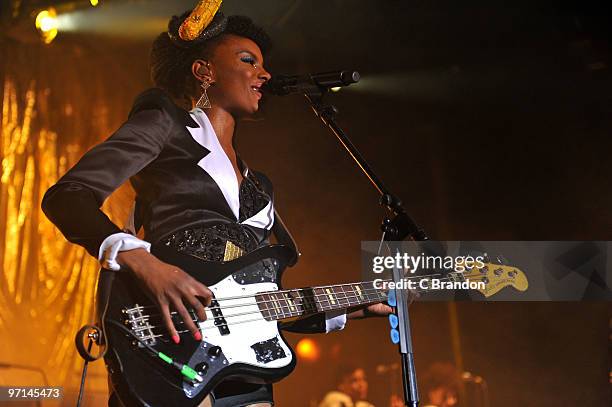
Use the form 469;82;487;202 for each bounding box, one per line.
172;335;180;344
193;331;202;341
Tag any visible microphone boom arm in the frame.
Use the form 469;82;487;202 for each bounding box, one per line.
303;85;428;241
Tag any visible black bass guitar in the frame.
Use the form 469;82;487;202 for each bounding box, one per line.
100;243;526;406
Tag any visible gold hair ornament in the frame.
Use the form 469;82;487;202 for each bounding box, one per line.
179;0;223;41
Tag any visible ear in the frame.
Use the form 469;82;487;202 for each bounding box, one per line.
192;59;214;83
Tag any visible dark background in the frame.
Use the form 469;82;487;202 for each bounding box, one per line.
1;0;611;405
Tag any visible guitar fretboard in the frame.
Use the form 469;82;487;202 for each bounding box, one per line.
255;281;388;322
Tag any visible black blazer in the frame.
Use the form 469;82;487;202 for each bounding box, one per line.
41;88;274;256
41;88;327;334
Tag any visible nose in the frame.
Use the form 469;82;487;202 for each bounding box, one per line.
259;66;271;83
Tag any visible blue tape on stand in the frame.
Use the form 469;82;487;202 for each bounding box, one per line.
390;329;400;344
387;289;397;307
389;314;399;329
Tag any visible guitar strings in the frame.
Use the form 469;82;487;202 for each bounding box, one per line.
132;285;389;333
130;275;495;339
127;278;400;316
211;275;490;322
128;271;490;316
209;271;494;303
130;274;492;325
130;286;387;331
131;272;492;317
137;281;449;339
131;288;387;339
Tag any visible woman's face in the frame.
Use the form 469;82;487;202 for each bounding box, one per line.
205;34;271;116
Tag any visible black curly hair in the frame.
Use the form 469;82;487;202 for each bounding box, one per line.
150;12;271;103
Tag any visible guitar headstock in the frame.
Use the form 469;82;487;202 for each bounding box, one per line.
463;262;528;298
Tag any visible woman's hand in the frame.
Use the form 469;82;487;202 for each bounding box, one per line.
347;289;419;320
347;302;394;319
116;248;213;343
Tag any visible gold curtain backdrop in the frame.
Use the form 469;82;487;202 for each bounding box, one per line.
0;36;150;402
1;5;611;406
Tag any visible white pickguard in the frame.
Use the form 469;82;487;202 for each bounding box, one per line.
200;275;293;369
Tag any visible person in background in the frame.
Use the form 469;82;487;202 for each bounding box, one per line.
420;362;461;407
388;393;405;407
319;364;375;407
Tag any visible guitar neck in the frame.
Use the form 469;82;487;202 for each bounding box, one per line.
255;271;474;321
256;281;388;322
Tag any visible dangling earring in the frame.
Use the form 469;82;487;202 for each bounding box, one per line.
196;79;212;109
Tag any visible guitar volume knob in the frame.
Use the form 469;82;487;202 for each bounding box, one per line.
208;346;222;358
195;362;209;375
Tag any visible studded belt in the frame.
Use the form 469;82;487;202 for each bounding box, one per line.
160;223;257;262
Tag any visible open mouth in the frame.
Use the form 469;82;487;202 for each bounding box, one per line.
251;85;262;97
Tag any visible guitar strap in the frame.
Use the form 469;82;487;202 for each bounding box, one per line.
270;207;300;266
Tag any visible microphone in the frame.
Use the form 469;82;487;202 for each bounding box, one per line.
263;70;360;95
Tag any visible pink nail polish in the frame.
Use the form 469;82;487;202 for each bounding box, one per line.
172;335;180;344
194;331;202;341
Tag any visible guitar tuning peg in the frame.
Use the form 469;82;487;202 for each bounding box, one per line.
496;255;508;265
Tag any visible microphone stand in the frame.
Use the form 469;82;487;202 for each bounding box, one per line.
301;85;428;407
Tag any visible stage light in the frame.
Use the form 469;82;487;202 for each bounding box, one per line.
296;338;320;362
35;8;58;44
90;0;99;6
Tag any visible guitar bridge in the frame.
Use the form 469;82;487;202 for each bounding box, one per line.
122;304;158;347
